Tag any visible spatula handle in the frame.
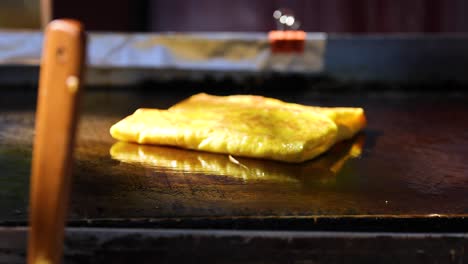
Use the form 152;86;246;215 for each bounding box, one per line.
28;19;86;264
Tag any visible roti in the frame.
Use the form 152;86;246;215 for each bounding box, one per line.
110;93;365;163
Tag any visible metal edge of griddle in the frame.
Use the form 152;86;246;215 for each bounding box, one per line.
2;66;468;96
67;215;468;233
1;227;468;264
2;215;468;233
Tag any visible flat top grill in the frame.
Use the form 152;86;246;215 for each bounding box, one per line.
1;89;468;231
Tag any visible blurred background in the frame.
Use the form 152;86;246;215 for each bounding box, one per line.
2;0;468;33
0;0;41;29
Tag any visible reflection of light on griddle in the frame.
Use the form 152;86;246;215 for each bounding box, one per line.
330;137;364;174
109;135;364;184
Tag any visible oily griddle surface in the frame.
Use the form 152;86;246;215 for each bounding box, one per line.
1;90;468;229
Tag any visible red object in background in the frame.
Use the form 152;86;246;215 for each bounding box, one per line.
269;31;306;53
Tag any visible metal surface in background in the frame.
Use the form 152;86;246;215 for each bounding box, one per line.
1;90;468;229
3;33;468;84
325;35;468;81
0;31;325;73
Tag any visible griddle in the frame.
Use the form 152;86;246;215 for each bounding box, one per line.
2;87;468;232
1;80;468;263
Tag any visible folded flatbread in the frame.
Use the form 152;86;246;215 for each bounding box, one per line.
110;93;366;163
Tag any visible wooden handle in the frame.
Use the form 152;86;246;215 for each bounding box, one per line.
28;19;86;264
